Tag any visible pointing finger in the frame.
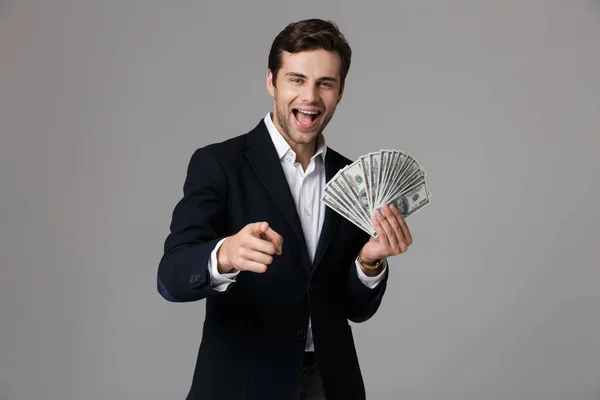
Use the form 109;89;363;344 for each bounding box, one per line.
248;235;279;256
262;227;283;255
250;221;269;236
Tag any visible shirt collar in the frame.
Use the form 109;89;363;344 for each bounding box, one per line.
264;112;327;164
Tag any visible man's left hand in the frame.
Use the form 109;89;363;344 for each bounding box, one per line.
359;204;413;270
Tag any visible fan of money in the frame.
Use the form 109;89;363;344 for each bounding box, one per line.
321;149;431;237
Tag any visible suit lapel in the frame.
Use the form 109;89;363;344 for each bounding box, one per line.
244;121;309;264
311;150;343;273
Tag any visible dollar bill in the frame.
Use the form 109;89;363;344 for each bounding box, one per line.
382;165;426;205
375;150;394;208
331;173;372;228
321;192;376;236
368;152;380;209
378;150;400;205
324;172;372;231
386;180;431;218
322;149;431;236
339;161;372;221
358;155;373;213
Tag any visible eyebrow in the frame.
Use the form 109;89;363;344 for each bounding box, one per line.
284;72;339;83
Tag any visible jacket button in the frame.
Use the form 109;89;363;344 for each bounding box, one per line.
189;275;200;284
297;330;306;340
308;284;312;292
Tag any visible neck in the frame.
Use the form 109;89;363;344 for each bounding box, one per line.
289;140;316;171
271;113;319;171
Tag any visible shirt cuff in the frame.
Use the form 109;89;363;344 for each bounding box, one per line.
355;258;387;289
208;237;240;292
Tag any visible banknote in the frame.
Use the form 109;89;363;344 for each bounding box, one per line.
322;149;431;237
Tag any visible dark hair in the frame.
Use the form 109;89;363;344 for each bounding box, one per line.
268;19;352;90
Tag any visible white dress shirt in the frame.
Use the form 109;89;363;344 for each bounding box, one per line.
207;112;387;351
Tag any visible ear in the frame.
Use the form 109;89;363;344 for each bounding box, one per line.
266;69;275;97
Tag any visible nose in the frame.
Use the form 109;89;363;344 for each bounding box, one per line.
301;82;319;103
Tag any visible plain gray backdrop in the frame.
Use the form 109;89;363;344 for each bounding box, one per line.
1;1;599;399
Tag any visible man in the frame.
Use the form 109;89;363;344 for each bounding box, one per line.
157;19;413;400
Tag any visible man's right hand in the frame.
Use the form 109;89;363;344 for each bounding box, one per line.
216;222;283;274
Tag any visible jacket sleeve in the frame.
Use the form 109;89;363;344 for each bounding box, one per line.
344;250;389;323
157;146;232;302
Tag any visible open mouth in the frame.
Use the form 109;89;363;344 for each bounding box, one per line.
292;108;321;129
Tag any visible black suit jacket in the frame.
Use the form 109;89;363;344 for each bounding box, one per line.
157;119;389;400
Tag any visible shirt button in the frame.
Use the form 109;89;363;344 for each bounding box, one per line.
304;208;310;216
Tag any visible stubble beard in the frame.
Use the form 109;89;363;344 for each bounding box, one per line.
275;104;317;147
273;91;331;147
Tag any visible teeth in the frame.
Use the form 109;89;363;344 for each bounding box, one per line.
297;110;319;115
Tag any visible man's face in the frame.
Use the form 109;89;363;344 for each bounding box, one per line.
267;49;344;149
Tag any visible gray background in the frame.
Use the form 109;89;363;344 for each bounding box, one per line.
1;1;599;399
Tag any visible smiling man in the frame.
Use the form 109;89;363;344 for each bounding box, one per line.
157;19;413;400
266;48;341;170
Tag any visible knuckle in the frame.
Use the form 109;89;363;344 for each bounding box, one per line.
237;247;246;259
